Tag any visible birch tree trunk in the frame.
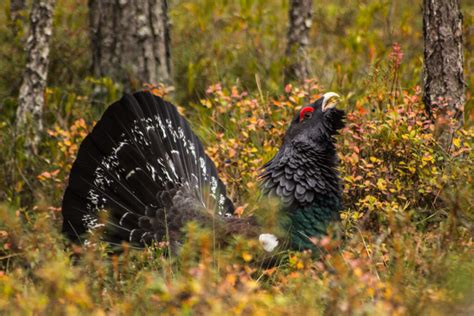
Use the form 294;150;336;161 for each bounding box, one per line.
423;0;465;141
16;0;55;154
89;0;172;91
284;0;313;84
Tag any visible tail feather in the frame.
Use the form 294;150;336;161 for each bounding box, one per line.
62;92;234;247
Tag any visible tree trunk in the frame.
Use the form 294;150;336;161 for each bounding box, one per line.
284;0;313;84
10;0;26;25
16;0;55;154
89;0;172;91
423;0;465;142
9;0;27;37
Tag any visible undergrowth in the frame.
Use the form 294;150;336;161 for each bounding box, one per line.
0;0;473;314
1;75;473;314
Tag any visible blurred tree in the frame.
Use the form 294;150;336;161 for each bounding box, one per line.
10;0;25;12
16;0;55;154
89;0;172;91
423;0;465;143
284;0;312;84
10;0;26;33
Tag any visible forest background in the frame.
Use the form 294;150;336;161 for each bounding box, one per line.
0;0;473;314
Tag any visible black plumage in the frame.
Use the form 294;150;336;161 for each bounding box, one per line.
61;91;345;252
259;93;346;250
62;92;236;248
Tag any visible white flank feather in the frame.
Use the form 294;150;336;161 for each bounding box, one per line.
259;233;279;252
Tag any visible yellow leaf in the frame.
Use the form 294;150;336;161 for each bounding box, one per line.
453;138;461;148
242;252;252;262
369;156;379;163
296;261;304;269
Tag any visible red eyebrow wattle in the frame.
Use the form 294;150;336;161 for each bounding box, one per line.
299;106;314;121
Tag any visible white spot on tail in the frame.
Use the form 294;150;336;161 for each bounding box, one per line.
119;212;132;226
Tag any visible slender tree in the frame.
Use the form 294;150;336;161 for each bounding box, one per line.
89;0;172;91
284;0;313;83
16;0;55;154
423;0;465;136
10;0;26;28
10;0;25;12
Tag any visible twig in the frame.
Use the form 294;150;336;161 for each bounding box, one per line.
0;252;23;261
356;226;381;281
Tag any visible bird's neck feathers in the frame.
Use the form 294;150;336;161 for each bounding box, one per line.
260;139;342;250
261;139;342;207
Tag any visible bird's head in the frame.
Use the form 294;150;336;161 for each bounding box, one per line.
259;92;345;207
283;92;345;149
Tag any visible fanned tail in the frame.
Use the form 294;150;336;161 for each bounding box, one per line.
61;92;234;247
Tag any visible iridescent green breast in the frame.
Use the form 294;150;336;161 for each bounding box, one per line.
285;196;341;251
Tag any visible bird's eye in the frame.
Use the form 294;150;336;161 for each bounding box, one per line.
299;107;314;122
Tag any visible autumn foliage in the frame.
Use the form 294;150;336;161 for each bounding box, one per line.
1;75;472;314
0;0;473;314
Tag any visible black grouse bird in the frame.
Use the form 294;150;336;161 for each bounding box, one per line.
62;91;344;252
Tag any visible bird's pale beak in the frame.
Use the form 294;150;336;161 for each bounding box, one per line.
322;92;340;112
